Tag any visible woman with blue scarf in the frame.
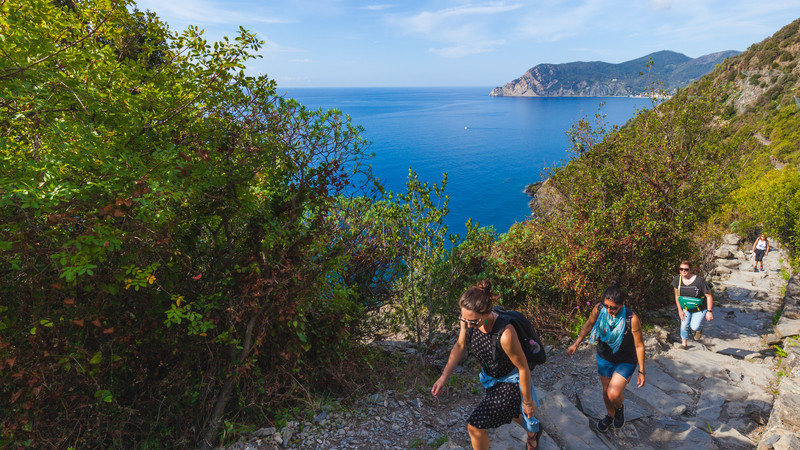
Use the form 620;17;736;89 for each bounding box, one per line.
432;281;542;449
566;281;645;433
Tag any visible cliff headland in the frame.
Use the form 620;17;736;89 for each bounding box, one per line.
490;50;740;97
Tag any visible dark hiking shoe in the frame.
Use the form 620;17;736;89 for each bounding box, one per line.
526;428;542;450
613;405;625;428
597;415;613;433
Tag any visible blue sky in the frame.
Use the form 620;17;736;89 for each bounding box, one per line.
135;0;800;88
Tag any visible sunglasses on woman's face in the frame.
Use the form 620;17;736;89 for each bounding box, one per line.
459;316;481;326
679;267;690;272
603;303;620;312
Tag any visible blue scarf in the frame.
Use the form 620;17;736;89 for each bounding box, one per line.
589;305;627;354
479;368;540;433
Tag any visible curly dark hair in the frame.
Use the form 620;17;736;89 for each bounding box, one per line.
602;280;626;305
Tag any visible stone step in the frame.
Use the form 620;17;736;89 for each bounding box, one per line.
672;346;775;391
654;347;728;384
625;380;688;417
710;425;756;450
642;362;695;398
535;388;613;449
637;417;715;449
488;423;559;450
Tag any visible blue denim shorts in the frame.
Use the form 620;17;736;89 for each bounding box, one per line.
596;354;636;380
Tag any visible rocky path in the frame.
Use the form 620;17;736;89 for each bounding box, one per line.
231;237;793;449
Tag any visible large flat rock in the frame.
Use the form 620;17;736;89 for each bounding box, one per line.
575;385;651;421
700;376;750;402
661;345;775;389
716;306;771;333
639;417;715;449
774;318;800;338
723;286;758;302
701;310;765;353
644;362;695;397
535;388;612;449
692;390;726;428
625;382;688;417
711;424;755;449
656;348;728;384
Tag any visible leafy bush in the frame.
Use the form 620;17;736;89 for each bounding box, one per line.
734;168;800;254
0;1;390;447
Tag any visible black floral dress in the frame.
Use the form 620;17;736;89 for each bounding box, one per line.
467;322;521;429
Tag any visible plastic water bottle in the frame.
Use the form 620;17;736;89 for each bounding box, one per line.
529;339;541;353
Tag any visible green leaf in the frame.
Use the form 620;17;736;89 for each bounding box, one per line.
89;352;102;365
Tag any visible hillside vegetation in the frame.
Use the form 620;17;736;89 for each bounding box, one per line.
1;1;798;447
484;17;800;322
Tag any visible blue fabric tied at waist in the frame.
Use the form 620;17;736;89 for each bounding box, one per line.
479;368;540;433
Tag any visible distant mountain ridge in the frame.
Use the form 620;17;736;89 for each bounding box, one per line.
490;50;741;97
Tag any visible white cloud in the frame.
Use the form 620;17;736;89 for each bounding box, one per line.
362;4;397;11
136;0;287;26
650;0;672;10
514;1;603;42
400;2;524;34
389;2;523;57
430;40;506;58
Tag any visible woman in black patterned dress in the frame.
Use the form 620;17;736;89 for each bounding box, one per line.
431;281;542;449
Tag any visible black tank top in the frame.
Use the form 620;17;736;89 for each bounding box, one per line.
469;319;516;378
596;306;637;364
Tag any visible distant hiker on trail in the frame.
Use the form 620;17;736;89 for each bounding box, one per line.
752;234;770;272
672;260;714;348
566;280;645;433
431;281;543;450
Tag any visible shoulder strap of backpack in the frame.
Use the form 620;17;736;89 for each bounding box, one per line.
490;313;511;362
626;307;633;331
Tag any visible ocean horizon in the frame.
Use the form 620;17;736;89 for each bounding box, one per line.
281;87;648;236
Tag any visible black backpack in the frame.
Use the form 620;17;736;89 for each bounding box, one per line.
466;306;546;370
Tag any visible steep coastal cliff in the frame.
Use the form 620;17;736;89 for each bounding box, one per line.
490;50;740;97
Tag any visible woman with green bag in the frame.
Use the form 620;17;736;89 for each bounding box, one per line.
673;261;713;349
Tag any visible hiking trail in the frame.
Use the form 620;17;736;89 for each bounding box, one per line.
230;235;798;449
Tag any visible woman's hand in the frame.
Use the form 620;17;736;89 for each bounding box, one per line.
431;377;447;398
637;372;646;388
566;343;578;357
678;309;685;321
523;400;537;418
706;311;713;321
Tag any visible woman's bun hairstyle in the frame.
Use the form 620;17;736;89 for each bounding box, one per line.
476;279;492;296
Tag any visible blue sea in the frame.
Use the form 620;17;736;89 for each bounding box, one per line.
281;87;647;236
